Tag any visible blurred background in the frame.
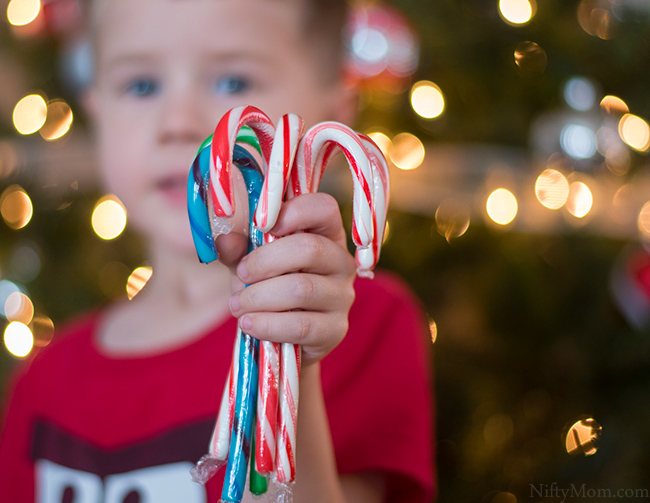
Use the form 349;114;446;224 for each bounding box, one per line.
1;0;650;501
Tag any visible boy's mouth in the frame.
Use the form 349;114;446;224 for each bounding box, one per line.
156;174;188;204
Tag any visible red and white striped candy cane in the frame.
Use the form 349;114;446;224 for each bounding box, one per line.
357;134;390;276
253;114;304;476
209;329;241;460
254;114;304;233
210;106;275;218
291;121;376;273
273;122;378;485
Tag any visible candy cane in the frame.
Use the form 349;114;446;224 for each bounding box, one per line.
357;134;390;276
189;142;261;486
210;105;275;218
188;135;218;264
254;114;304;232
252;114;303;477
292;121;376;274
221;161;265;503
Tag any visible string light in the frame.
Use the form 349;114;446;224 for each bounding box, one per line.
499;0;536;26
486;188;518;225
618;114;650;152
127;266;153;300
4;321;34;358
0;185;33;229
565;418;601;456
366;131;392;158
6;0;40;26
12;94;47;135
410;81;445;119
535;169;569;210
92;195;127;240
390;133;425;170
566;181;593;218
40;100;74;141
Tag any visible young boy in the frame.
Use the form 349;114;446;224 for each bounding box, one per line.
0;0;435;501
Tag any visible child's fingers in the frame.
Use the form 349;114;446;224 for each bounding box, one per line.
230;273;355;317
269;193;348;248
236;310;349;364
237;232;356;284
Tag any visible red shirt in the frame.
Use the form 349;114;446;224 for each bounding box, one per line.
0;271;435;502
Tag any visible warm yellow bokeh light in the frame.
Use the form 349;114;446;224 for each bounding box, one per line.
566;181;593;218
535;169;569;210
486;188;518;225
12;94;47;135
92;195;127;240
390;133;425;170
366;131;392;158
0;185;33;229
31;314;55;348
410;81;445;119
600;95;629;115
40;100;74;141
4;292;34;325
618;114;650;152
499;0;535;25
435;199;470;241
4;321;34;358
429;319;438;344
127;266;153;300
565;418;601;456
7;0;40;26
639;201;650;240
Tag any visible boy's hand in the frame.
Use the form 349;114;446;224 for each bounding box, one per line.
225;192;357;365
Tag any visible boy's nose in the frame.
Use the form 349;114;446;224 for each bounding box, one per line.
156;92;212;145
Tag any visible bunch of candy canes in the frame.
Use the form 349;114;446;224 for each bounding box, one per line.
187;105;389;503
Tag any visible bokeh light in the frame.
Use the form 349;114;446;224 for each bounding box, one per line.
639;201;650;240
410;81;445;119
499;0;536;25
390;133;425;170
12;94;47;135
600;95;629;115
514;41;547;73
577;0;616;40
618;113;650;152
92;195;127;240
127;266;153;300
31;314;55;348
535;169;569;210
565;418;601;456
429;318;437;344
4;291;34;325
0;280;21;317
435;199;470;241
486;188;518;225
7;0;40;26
566;181;593;218
40;100;74;141
366;131;392;158
563;77;596;111
1;185;33;229
560;123;597;159
4;321;34;358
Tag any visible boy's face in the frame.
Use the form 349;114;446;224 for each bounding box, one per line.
90;0;353;255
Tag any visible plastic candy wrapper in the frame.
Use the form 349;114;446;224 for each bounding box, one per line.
187;106;389;503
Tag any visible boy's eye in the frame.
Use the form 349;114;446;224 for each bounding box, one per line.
215;76;250;95
126;78;159;97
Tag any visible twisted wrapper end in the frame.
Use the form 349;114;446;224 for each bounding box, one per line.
190;454;227;485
